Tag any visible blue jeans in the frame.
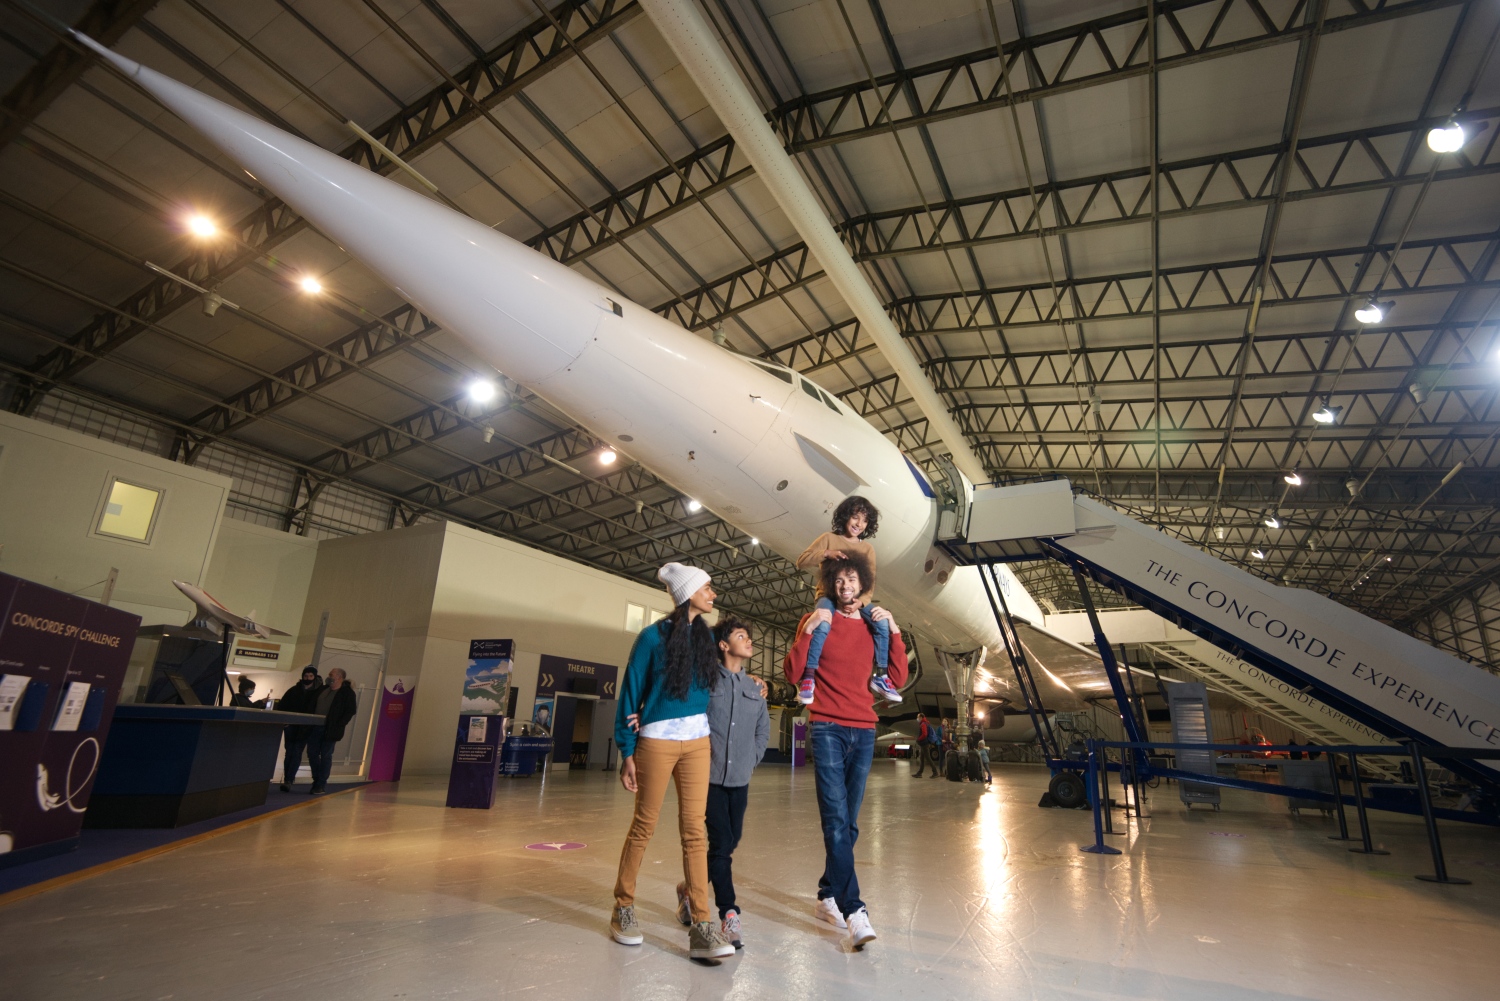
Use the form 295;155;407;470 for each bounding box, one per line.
810;720;874;918
804;597;890;679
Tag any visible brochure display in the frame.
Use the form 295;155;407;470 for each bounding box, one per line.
445;713;507;808
445;639;512;809
0;571;140;867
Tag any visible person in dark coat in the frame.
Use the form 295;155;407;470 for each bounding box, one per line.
277;666;322;791
230;676;260;708
308;667;357;795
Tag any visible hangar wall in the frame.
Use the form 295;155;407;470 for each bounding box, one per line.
0;410;229;627
294;520;674;776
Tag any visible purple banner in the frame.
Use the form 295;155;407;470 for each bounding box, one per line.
0;572;140;865
368;676;416;782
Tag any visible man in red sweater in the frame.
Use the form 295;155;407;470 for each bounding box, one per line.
784;553;908;951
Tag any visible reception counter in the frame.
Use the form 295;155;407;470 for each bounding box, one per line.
85;705;324;828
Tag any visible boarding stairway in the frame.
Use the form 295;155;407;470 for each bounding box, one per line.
941;479;1500;793
1139;641;1402;781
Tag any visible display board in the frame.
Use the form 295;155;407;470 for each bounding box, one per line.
445;640;513;808
0;571;140;866
368;676;416;782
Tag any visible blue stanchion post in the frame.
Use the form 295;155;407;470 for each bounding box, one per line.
1080;740;1122;856
1408;741;1471;885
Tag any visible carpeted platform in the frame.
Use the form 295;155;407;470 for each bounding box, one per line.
0;780;370;900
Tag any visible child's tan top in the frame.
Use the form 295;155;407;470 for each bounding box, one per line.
795;532;876;603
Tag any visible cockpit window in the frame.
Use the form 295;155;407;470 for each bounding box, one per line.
817;388;841;414
748;359;792;383
800;378;821;402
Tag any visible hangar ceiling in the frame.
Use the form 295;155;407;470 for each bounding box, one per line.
0;0;1497;668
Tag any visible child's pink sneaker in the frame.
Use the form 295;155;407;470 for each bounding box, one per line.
798;678;816;705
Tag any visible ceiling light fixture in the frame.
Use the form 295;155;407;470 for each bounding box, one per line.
298;275;323;295
686;499;702;512
186;213;219;238
598;448;617;466
1354;299;1393;325
1265;517;1281;529
1312;403;1341;424
750;537;760;546
1427;121;1466;153
1283;471;1302;485
467;378;497;404
1250;549;1266;560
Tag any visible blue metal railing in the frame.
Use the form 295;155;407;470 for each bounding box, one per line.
1072;738;1500;884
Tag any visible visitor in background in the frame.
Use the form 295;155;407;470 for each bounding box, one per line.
307;667;357;795
277;666;322;792
230;676;259;708
609;563;734;961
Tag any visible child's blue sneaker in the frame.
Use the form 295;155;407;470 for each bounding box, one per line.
869;675;902;703
798;678;816;705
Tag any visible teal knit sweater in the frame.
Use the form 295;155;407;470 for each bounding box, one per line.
614;620;712;758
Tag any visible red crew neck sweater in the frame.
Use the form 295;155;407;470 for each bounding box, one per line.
783;611;909;728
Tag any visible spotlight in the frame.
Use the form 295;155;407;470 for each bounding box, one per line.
750;537;760;546
598;448;618;465
1265;517;1281;529
1345;477;1360;498
298;275;323;295
1354;300;1393;324
186;213;219;238
686;499;702;512
1312;404;1340;424
1283;471;1302;486
467;379;497;404
1427;122;1466;153
1251;549;1266;560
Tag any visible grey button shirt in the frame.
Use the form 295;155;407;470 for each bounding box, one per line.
707;665;770;787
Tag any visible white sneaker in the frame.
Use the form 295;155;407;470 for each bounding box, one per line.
814;896;846;929
844;907;877;950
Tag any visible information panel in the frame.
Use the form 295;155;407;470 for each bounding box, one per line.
0;572;140;866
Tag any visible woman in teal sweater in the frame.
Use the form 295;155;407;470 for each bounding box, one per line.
609;562;734;961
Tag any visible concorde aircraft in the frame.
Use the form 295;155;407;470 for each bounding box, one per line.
173;580;289;641
81;35;1051;700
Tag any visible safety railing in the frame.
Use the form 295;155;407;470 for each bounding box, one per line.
1074;739;1500;885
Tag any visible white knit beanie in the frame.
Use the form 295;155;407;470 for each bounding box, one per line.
658;562;711;607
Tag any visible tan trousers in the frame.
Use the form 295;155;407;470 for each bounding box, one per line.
613;736;711;921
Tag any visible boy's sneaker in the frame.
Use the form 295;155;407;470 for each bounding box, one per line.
813;896;846;928
722;908;743;949
798;678;816;705
675;881;691;926
689;920;735;960
610;905;643;946
869;675;902;703
844;907;877;950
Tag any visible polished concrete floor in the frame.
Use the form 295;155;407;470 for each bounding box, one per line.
4;762;1499;1000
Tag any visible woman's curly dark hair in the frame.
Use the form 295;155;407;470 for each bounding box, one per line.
661;602;720;700
820;551;874;601
832;495;879;539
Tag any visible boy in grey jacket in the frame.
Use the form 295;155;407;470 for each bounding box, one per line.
674;614;769;949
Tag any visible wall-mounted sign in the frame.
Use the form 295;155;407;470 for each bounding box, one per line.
231;637;286;670
536;654;618;698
